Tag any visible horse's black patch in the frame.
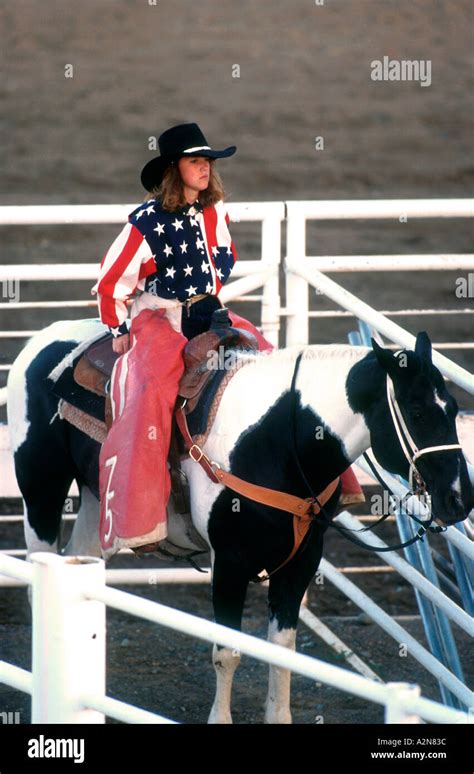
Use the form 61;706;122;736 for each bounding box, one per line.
207;389;349;579
345;350;381;415
14;340;89;543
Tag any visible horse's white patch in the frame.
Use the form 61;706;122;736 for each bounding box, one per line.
7;319;106;454
267;618;296;649
63;485;101;557
204;345;371;471
265;619;296;724
451;471;462;495
208;643;241;724
297;346;371;461
433;389;448;414
183;456;224;543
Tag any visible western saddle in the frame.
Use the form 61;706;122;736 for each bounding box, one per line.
73;307;257;427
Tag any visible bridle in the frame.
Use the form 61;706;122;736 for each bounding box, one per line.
385;370;462;497
289;350;463;552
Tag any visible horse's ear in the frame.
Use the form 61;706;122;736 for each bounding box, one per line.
371;338;401;380
415;331;432;364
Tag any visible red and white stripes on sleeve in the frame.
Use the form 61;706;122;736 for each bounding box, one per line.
91;223;156;335
91;200;238;336
200;201;238;294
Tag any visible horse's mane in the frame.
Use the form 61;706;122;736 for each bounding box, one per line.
234;344;371;368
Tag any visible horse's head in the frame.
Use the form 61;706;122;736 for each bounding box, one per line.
367;332;472;526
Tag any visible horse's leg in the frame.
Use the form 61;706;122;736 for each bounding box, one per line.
16;453;74;606
12;402;79;608
17;455;74;559
264;529;325;724
264;615;296;725
63;482;101;557
208;554;249;724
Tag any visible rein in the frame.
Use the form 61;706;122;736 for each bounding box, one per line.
385;364;462;495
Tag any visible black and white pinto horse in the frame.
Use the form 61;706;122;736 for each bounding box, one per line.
7;320;472;723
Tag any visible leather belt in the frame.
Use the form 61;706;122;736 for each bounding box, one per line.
182;293;216;316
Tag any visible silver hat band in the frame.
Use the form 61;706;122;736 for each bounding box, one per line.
182;146;212;154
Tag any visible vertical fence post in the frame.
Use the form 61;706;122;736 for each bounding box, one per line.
385;682;422;724
31;553;106;724
285;203;309;346
260;209;282;348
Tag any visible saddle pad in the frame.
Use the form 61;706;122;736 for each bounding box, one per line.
184;356;239;438
58;399;107;445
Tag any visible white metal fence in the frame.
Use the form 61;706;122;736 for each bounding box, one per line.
0;552;471;724
284;199;474;393
0;199;473;722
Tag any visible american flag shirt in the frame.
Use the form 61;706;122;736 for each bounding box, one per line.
91;198;238;337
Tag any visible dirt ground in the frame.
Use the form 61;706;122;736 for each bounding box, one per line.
0;0;472;726
0;495;472;725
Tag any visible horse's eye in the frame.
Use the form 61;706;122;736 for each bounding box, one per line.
411;410;423;422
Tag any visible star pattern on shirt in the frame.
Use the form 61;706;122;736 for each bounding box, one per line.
129;199;234;304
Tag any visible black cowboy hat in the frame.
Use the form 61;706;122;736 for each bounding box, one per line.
140;123;236;191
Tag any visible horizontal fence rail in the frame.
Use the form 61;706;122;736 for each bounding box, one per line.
0;553;471;725
0;201;286;225
0;199;472;723
284;199;474;220
285;262;474;393
283;198;474;388
303;255;474;272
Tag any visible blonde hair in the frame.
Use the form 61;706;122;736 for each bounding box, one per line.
145;158;226;211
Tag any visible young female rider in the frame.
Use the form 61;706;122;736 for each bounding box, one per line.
91;123;270;555
92;122;362;556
